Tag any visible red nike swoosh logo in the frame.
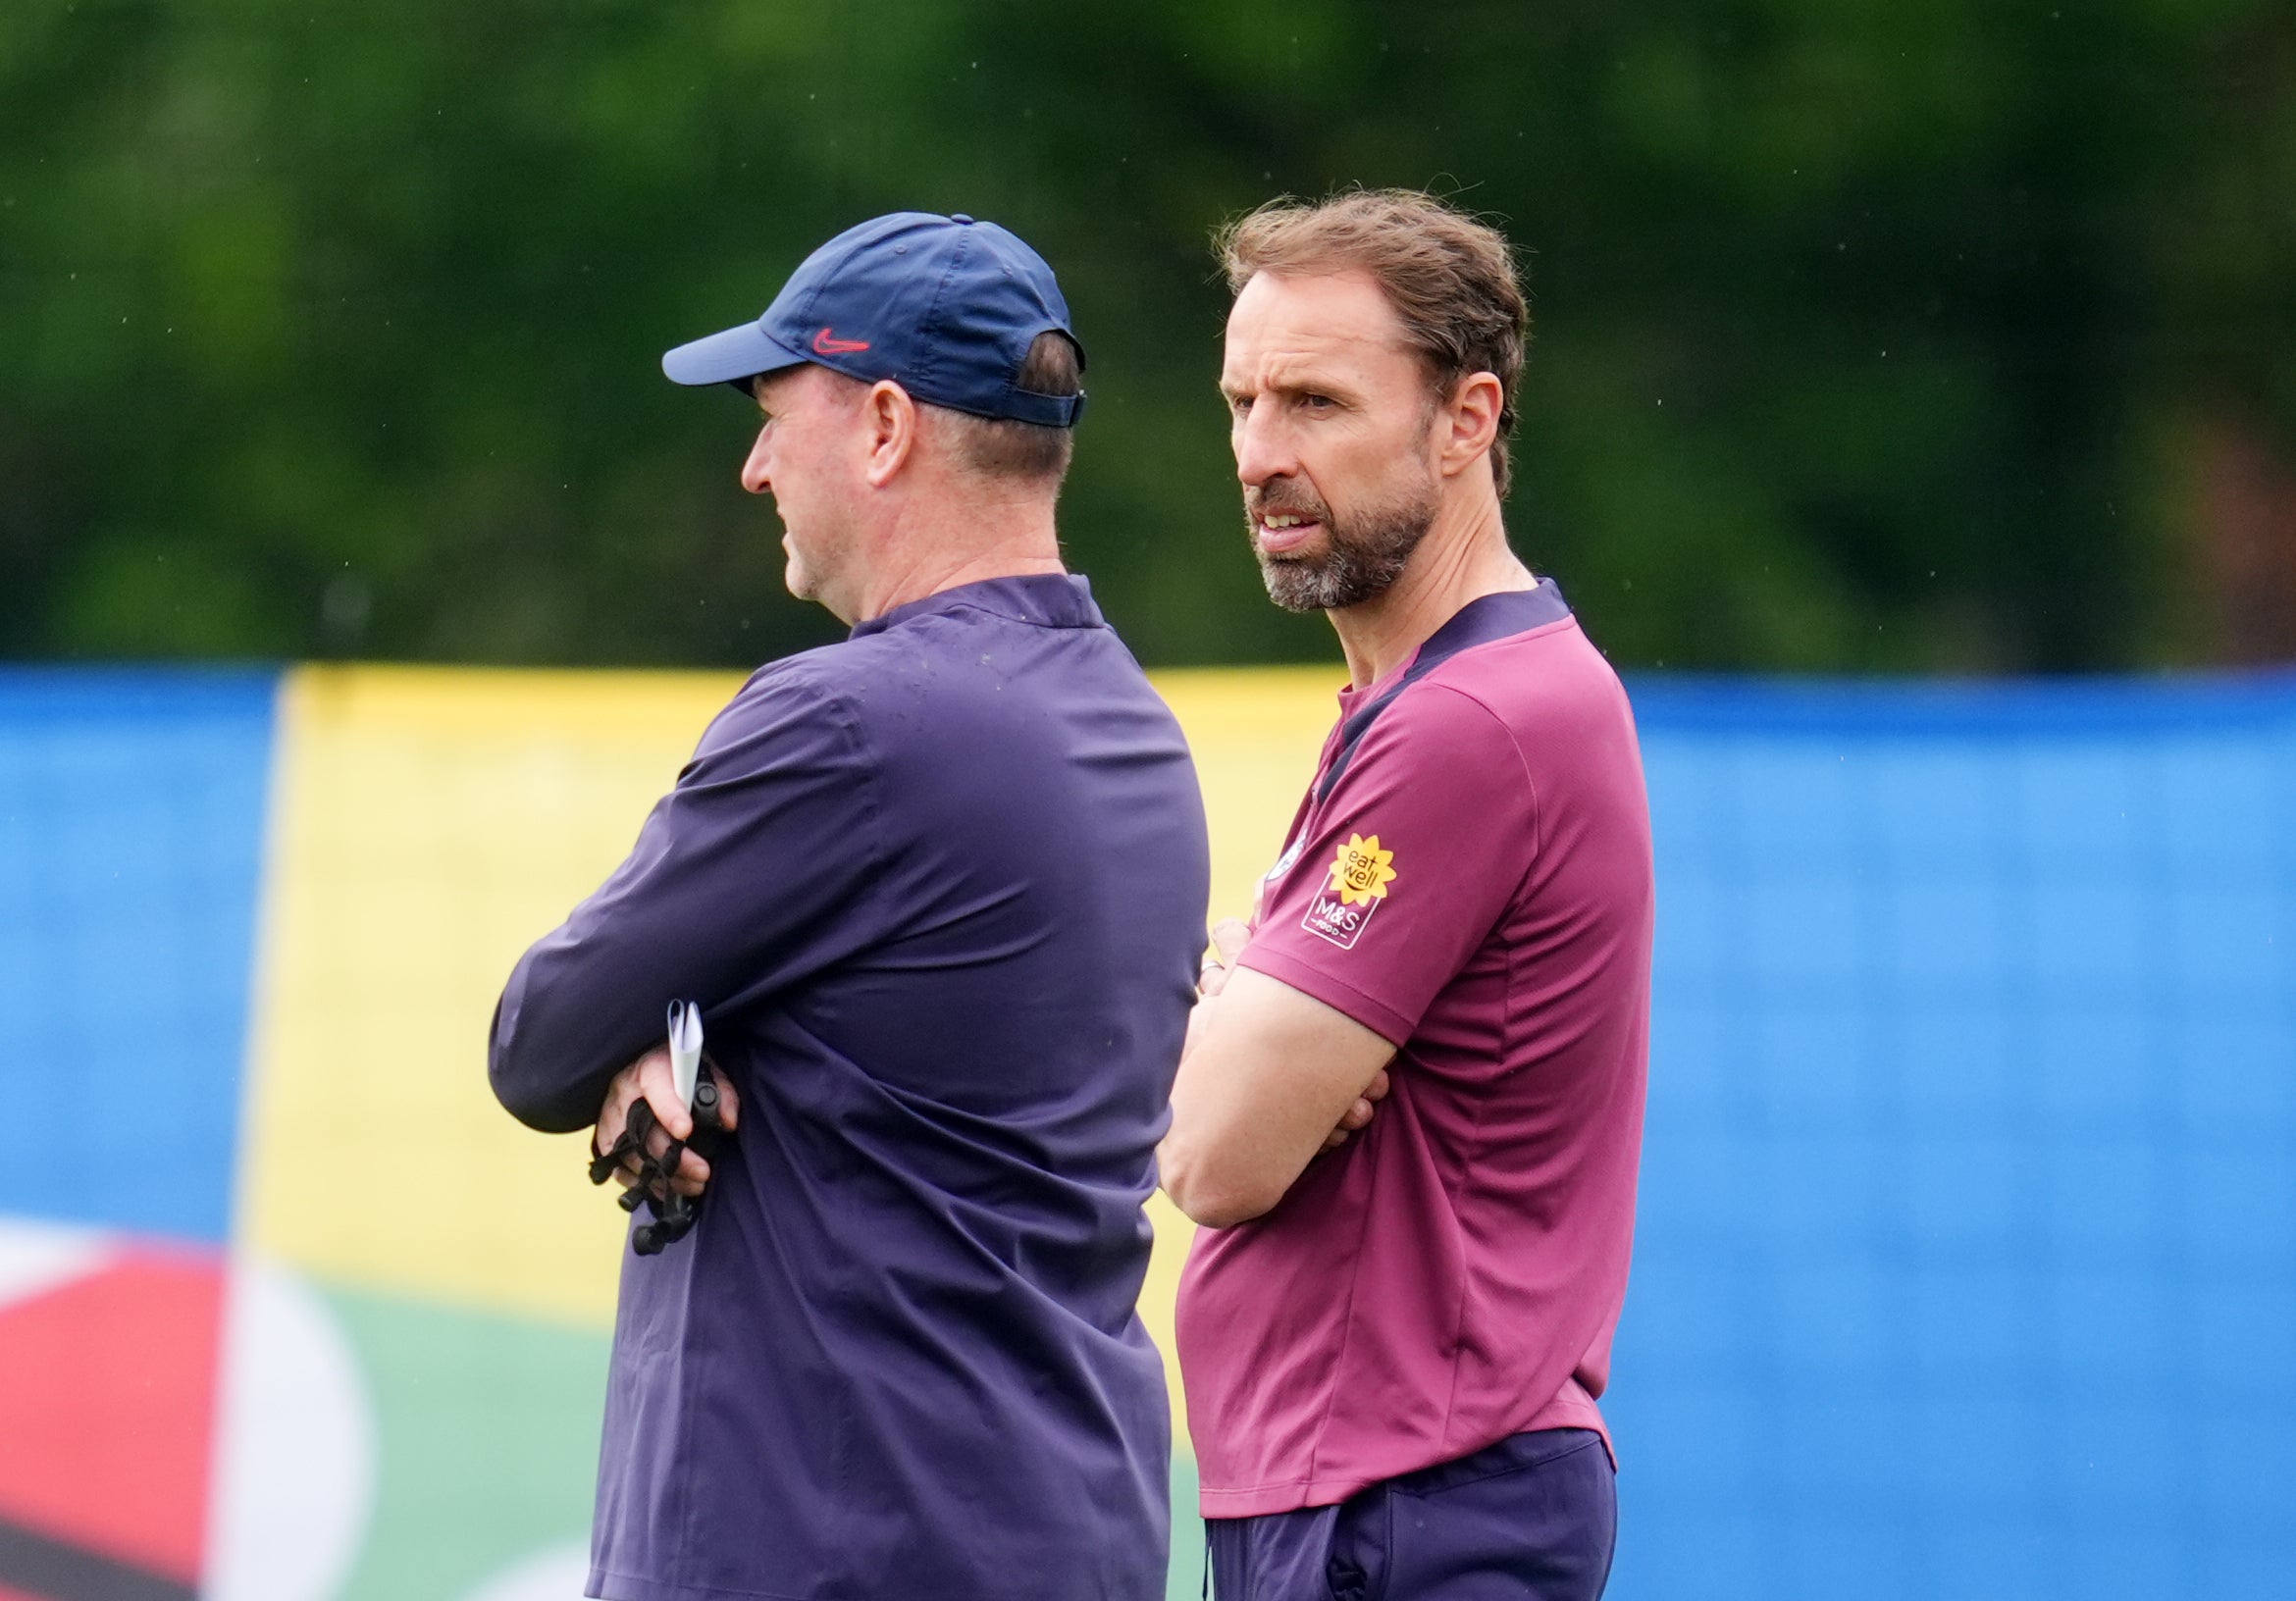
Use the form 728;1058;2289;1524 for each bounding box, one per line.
812;328;871;355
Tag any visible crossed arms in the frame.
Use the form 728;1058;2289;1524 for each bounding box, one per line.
1157;919;1396;1229
542;912;1391;1227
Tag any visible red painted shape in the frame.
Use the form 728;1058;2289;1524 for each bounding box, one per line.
811;328;871;355
0;1247;223;1584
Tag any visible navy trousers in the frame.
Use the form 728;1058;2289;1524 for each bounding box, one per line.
1205;1428;1616;1601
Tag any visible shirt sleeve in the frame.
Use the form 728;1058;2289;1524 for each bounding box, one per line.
487;668;882;1132
1234;683;1537;1047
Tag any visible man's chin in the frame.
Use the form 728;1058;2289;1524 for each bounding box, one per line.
1258;557;1342;614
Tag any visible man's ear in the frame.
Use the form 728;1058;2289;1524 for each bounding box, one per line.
861;381;918;488
1435;372;1504;479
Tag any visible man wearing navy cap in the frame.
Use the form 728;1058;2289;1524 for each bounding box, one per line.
490;213;1210;1601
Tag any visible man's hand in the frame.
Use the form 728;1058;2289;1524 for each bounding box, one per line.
1322;1065;1390;1151
595;1047;742;1200
1196;917;1253;999
1196;916;1387;1153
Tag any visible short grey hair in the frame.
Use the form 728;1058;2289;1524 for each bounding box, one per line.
941;332;1083;485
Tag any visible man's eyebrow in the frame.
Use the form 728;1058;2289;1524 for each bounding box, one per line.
1259;373;1354;402
1220;360;1361;405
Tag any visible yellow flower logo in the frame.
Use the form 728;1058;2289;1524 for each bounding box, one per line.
1329;833;1398;906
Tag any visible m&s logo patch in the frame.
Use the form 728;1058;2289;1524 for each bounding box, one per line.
1302;833;1397;949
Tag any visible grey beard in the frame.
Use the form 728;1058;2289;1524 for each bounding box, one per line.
1254;484;1438;613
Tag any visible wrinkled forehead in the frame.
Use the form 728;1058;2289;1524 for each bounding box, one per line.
1220;269;1418;389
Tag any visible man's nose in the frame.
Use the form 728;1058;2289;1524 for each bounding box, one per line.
1231;407;1294;489
740;427;772;495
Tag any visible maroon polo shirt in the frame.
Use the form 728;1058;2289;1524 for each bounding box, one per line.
1175;581;1653;1518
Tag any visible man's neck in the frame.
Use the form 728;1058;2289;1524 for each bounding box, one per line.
850;495;1066;623
1329;492;1534;688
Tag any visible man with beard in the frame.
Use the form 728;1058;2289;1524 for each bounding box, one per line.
1161;191;1653;1600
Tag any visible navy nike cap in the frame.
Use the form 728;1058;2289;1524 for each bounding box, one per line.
661;212;1085;427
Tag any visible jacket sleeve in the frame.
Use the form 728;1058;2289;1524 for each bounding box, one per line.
487;670;882;1132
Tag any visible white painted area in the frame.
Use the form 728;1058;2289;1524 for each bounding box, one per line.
460;1542;593;1601
201;1257;376;1601
0;1214;110;1310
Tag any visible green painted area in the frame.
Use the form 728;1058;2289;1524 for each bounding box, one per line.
323;1283;606;1601
1166;1451;1205;1601
316;1278;1207;1600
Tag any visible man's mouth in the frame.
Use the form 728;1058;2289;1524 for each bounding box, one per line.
1256;510;1323;555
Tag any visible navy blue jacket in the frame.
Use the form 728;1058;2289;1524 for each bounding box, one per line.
490;575;1209;1601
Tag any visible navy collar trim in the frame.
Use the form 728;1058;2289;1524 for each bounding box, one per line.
1315;579;1573;802
851;572;1101;640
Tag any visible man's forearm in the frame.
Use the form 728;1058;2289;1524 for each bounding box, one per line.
1159;966;1395;1227
488;931;667;1134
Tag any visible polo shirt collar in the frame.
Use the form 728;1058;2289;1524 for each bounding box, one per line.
1317;578;1574;802
1346;578;1574;704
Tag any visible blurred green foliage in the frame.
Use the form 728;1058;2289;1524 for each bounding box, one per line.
3;0;2291;671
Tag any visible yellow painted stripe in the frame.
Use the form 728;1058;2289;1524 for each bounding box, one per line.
239;665;744;1323
238;659;1341;1436
1136;664;1338;1438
